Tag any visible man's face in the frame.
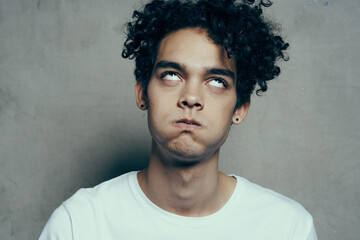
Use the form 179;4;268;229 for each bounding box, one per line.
137;28;247;164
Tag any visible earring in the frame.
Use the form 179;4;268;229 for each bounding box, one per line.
139;103;146;109
233;116;240;124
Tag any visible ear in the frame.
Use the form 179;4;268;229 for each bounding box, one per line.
232;101;250;125
135;82;147;110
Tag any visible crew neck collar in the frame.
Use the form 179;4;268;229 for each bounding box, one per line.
128;171;244;226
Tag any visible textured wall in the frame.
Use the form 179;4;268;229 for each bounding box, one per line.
0;0;359;239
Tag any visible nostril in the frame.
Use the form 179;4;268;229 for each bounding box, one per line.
179;98;203;109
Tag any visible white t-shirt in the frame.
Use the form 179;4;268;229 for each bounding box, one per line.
39;171;317;240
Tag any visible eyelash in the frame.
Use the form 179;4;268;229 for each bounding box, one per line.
209;78;228;88
159;71;229;89
160;71;180;79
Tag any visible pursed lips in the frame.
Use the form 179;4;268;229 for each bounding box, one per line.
173;118;202;130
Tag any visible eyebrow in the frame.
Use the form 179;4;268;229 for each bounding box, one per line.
206;68;235;81
153;60;235;81
153;60;186;72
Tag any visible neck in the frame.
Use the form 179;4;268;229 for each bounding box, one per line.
137;142;236;217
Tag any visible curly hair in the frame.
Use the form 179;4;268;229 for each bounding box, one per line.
122;0;289;107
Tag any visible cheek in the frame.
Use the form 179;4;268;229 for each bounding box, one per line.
207;95;237;117
147;95;174;131
147;86;179;115
147;80;175;105
148;95;174;118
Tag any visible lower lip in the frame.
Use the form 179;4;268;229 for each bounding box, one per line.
174;122;202;130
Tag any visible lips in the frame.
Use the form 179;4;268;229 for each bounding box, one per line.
174;118;202;130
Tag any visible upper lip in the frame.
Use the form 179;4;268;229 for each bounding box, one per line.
175;118;202;126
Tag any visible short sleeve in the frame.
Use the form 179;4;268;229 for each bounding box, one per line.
39;204;73;240
306;221;318;240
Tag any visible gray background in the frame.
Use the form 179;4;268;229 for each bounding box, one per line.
0;0;359;239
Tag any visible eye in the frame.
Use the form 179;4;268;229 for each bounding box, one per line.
160;71;181;81
208;78;228;89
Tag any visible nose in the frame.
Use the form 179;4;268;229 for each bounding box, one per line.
177;85;204;111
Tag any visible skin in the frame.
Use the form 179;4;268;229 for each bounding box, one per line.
135;28;250;217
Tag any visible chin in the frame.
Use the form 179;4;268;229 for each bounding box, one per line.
165;153;203;168
165;141;208;165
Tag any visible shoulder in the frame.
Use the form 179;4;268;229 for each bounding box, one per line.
40;171;138;239
63;171;137;212
39;204;73;239
232;175;315;238
235;175;311;216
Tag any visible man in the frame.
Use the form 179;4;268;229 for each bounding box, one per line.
40;0;317;239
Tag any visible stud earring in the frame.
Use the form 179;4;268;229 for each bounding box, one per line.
139;103;146;109
233;116;241;124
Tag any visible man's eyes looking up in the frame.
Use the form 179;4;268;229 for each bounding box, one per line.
159;71;228;89
160;71;181;81
208;79;228;89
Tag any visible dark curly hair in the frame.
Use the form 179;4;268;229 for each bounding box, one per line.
122;0;289;108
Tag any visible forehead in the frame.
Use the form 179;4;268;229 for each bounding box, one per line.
155;28;236;73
